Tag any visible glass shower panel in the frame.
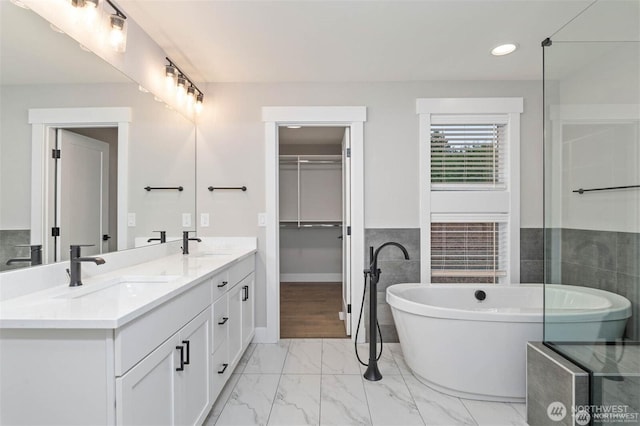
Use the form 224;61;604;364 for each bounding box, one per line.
543;10;640;420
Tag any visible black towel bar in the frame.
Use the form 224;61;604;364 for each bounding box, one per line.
144;186;184;191
573;184;640;194
208;186;247;192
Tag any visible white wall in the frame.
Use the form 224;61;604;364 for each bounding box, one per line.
195;80;544;327
545;42;640;232
0;83;195;245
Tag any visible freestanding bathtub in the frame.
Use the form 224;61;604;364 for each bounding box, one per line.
387;283;632;402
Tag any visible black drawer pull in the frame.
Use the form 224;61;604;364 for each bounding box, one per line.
218;317;229;325
218;363;229;374
182;340;190;365
176;346;185;371
217;281;228;288
242;285;249;301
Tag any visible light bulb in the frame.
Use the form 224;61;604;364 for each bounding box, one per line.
165;65;177;90
109;14;126;52
186;86;196;107
195;93;204;114
176;76;186;103
83;0;100;25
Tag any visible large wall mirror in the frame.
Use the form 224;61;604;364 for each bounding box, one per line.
0;1;196;271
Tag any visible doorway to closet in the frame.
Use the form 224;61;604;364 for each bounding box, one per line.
278;126;350;338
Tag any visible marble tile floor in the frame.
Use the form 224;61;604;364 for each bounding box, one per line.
204;339;528;426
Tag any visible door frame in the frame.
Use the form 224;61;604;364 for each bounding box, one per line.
262;106;367;343
29;107;132;261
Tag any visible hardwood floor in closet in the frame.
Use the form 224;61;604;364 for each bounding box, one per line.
280;282;348;339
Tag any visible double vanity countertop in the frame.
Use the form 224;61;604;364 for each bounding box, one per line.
0;247;256;330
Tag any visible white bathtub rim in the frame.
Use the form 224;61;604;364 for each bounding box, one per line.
386;283;631;324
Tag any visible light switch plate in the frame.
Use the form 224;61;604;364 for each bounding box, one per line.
182;213;192;227
200;213;210;227
258;213;267;227
127;213;136;227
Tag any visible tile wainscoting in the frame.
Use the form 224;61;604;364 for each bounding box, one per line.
0;229;30;272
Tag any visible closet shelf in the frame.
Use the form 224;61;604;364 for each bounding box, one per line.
280;220;342;229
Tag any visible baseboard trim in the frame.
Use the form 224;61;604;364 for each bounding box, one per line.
252;327;272;343
280;273;342;282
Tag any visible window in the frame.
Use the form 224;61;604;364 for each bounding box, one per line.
430;123;507;189
430;218;508;284
417;98;522;284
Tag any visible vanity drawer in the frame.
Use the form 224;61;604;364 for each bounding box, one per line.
211;340;230;399
211;270;231;300
228;256;254;286
114;279;210;377
212;295;229;354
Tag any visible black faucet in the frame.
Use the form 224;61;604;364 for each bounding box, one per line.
69;245;105;287
182;231;201;255
147;230;167;243
6;244;42;266
363;242;410;381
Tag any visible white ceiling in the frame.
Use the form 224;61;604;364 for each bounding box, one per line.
118;0;597;84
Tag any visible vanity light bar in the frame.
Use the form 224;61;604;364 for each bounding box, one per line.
105;0;126;19
165;57;205;110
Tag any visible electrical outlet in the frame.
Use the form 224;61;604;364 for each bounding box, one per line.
127;213;136;227
182;213;192;227
258;213;267;227
200;213;210;227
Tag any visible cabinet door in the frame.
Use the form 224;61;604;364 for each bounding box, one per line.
228;283;243;366
116;335;180;425
177;307;212;426
241;274;255;347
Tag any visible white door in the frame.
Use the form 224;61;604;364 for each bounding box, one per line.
56;129;110;260
341;128;352;335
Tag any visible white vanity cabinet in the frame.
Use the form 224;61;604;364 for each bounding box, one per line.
210;256;255;400
116;307;211;425
0;252;256;426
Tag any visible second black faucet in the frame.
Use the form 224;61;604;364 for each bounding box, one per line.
182;231;201;255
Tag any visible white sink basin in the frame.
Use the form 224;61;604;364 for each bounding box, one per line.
59;275;180;300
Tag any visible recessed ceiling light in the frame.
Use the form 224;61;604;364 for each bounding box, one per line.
491;43;518;56
286;125;302;129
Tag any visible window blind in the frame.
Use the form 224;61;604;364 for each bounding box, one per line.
430;221;508;284
430;123;507;189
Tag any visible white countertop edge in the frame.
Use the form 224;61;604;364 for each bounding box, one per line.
0;248;257;330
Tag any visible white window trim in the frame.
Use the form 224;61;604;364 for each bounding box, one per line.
417;98;523;284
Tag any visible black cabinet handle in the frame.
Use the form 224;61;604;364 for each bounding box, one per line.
217;281;228;288
218;363;229;374
176;346;185;371
182;340;190;365
218;317;229;325
242;285;249;301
